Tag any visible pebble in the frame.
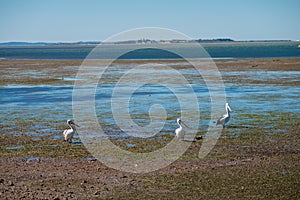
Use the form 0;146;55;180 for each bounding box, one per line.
8;181;14;186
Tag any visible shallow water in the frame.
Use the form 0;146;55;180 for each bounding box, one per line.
6;145;25;150
1;61;299;141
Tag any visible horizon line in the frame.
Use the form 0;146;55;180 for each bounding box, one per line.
0;38;298;44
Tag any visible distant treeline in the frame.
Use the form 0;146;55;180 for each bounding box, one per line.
196;38;235;42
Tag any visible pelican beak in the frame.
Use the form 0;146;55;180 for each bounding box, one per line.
71;121;80;127
181;120;191;129
228;105;232;112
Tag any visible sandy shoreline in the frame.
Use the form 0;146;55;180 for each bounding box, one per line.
1;57;300;70
0;58;299;199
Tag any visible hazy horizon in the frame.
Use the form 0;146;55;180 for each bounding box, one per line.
0;38;298;44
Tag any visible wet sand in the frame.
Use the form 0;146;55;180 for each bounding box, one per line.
0;58;299;199
1;58;300;86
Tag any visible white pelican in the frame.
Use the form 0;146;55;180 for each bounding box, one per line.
175;118;183;138
216;103;232;128
63;120;79;143
175;118;191;139
175;118;202;141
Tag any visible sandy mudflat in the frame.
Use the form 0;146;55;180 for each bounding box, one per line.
0;58;299;199
1;58;300;85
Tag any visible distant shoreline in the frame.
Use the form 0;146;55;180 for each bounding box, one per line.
0;39;298;47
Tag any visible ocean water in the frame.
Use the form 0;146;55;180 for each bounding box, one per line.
0;41;299;60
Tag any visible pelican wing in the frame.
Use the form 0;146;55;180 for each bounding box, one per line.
224;115;230;124
63;129;74;141
63;129;68;137
216;114;226;125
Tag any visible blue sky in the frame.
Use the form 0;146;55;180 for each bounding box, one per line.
0;0;299;42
